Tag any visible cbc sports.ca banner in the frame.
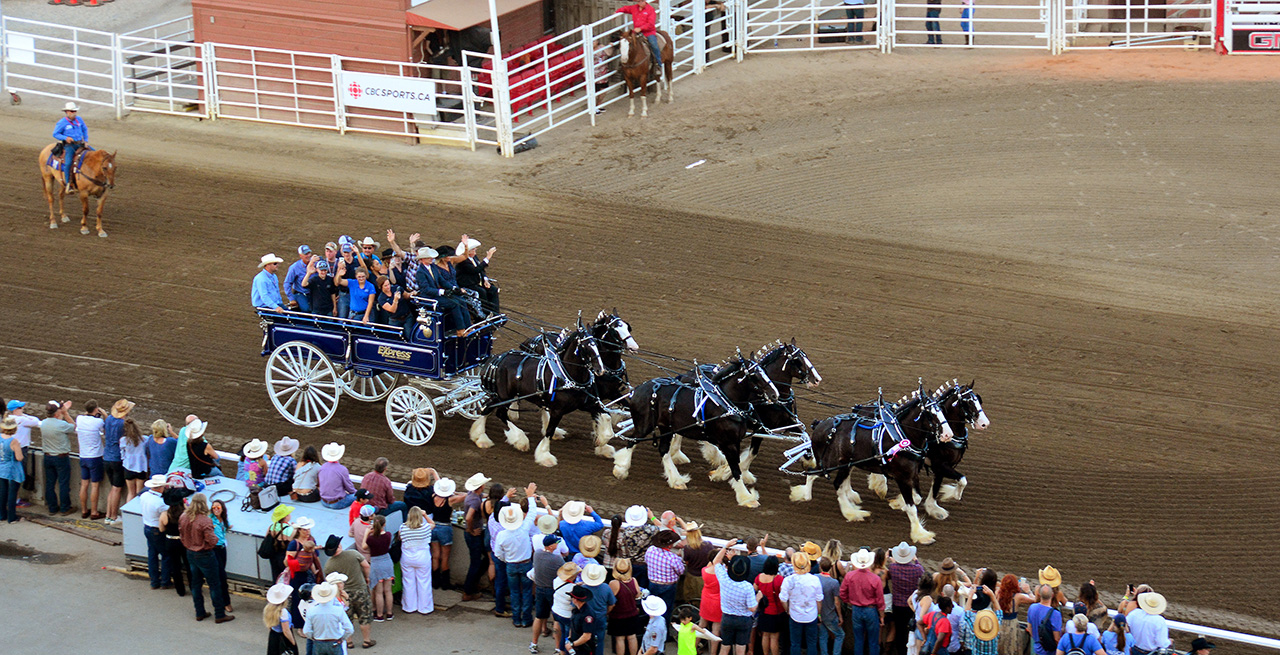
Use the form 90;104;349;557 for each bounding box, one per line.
339;71;438;116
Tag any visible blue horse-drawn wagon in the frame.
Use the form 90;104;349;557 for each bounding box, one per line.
258;298;505;445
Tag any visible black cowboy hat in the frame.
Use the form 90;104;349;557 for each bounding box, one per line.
570;585;592;601
1190;638;1215;652
651;529;679;548
436;245;455;257
323;534;342;556
728;555;752;582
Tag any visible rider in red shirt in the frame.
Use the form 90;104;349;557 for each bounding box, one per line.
616;0;661;69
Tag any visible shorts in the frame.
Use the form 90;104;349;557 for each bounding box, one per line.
721;614;752;646
348;589;374;625
607;613;644;637
124;468;149;481
432;523;454;545
759;611;785;633
103;460;126;487
79;457;104;482
534;586;554;620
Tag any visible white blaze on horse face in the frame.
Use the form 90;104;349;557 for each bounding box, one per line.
802;354;821;386
973;397;989;429
929;403;954;441
614;321;639;352
620;39;630;60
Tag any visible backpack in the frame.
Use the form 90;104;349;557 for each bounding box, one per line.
921;611;943;655
1037;610;1060;655
1063;634;1088;655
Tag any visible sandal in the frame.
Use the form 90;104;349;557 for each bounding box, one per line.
363;641;377;649
89;512;105;520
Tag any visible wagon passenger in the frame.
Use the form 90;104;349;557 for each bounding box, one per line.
338;268;377;324
253;253;287;313
334;244;364;318
302;259;338;317
284;246;313;312
455;235;500;314
356;237;386;277
374;275;413;330
413;247;472;338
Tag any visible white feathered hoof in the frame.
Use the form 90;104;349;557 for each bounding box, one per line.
789;484;813;502
924;496;950;521
552;428;568;440
955;476;968;501
849;489;863;504
594;443;616;458
741;470;757;486
505;421;530;452
888;495;906;511
708;465;732;482
612;448;634;480
910;522;937;545
672;449;691;466
912;490;923;504
937;484;959;502
868;474;888;499
508;404;520;421
469;416;495;449
731;479;760;508
534;438;558;467
841;504;872;522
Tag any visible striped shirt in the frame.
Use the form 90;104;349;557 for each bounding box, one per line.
264;455;296;486
644;546;685;584
715;563;758;617
399;524;432;545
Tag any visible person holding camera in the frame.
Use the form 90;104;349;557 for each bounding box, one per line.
75;399;108;520
375;275;413;329
40;401;77;515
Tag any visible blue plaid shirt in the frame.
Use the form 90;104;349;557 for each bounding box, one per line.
715;563;759;617
264;455;295;486
778;562;795;577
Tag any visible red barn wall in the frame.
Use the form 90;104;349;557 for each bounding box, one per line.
192;0;410;61
498;2;549;53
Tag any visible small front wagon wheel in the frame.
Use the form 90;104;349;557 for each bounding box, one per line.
385;385;438;446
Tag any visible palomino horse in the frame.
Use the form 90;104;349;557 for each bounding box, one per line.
795;384;954;544
38;144;116;237
618;29;674;117
917;380;989;520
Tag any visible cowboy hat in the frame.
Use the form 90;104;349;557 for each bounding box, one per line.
311;582;338;604
581;563;607;587
792;552;812;574
434;478;457;497
940;558;958;574
579;535;602;558
293;517;316;531
561;500;587;524
321;442;345;462
243;439;269;460
1190;638;1215;651
360;236;380;248
186;419;207;440
890;541;917;564
499;505;525;531
411;468;431;487
0;417;15;433
641;595;667;617
436;244;455;257
273;436;299;457
464;472;490;492
851;548;875;570
536;513;559;535
684;521;701;532
973;609;999;641
266;583;293;605
1137;592;1167;616
144;474;168;489
325;572;348;585
110;399;135;418
728;556;752;582
462;238;481;251
258;253;284;268
570;585;592;602
801;541;822;558
1038;566;1062;588
416;246;438;260
323;534;342;556
271;505;295;523
615;557;635;581
623;504;648;528
63;101;80;112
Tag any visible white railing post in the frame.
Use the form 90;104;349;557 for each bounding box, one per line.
461;57;478;151
492;56;515;157
737;0;748;59
693;0;707;73
203;42;219;120
1;17;9;102
112;33;124;119
882;0;895;52
331;55;346;134
660;0;675;33
583;22;598;125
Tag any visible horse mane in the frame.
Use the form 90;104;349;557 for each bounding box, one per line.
709;356;746;381
753;339;786;364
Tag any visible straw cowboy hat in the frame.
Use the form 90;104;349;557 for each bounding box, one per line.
973;609;1000;641
684;521;701;533
581;563;608;587
464;472;490;492
63;101;80;112
499;505;525;531
579;535;602;558
623;505;648;528
273;436;299;457
144;474;168;489
614;557;635;582
1038;566;1062;588
536;513;559;535
411;468;432;487
321;442;345;462
293;517;316;531
259;253;284;269
311;582;338;604
641;595;667;617
851;548;876;570
561;500;587;524
110;399;135;419
271;504;295;524
244;439;269;460
0;417;15;433
1137;592;1167;616
434;478;457;497
801;541;822;559
890;541;917;565
325;572;348;585
266;583;293;605
186;418;208;440
792;552;812;574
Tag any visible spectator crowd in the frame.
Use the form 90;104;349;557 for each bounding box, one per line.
1;397;1205;655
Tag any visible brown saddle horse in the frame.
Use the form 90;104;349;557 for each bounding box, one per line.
618;29;674;118
38;143;117;238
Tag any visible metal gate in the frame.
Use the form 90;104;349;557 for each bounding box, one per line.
745;0;886;52
1;17;119;110
890;0;1053;48
1061;0;1214;49
118;35;207;117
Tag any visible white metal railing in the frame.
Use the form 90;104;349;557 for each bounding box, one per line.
893;0;1054;49
746;0;886;52
120;16;195;43
2;16;119;110
1063;0;1214;48
118;35;205;117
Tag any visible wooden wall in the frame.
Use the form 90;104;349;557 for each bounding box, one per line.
192;0;411;61
551;0;629;32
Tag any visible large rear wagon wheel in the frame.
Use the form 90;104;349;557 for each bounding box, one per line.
339;369;398;402
385;385;438;446
265;341;340;427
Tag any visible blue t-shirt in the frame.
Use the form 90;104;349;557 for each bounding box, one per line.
349;279;376;313
1028;605;1063;655
585;584;616;622
145;438;178;477
102;415;124;462
1099;631;1130;655
1057;632;1102;655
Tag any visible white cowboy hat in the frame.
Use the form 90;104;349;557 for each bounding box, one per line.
325;572;349;585
273;436;300;457
311;582;338;604
462;238;481;251
63;101;79;112
536;513;559;535
416;246;438;260
851;548;875;570
293;517;316;531
581;563;607;587
561;500;586;524
266;583;293;605
243;439;269;460
360;236;380;247
890;541;917;564
186;419;207;440
1137;592;1167;616
144;474;168;489
258;253;284;269
433;478;457;497
464;472;490;492
321;442;345;462
641;595;667;617
623;505;647;528
499;505;525;531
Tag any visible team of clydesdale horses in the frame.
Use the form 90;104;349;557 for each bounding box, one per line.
470;311;989;544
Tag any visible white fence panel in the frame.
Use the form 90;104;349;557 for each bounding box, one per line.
1063;0;1214;48
339;55;495;149
746;0;884;51
207;43;340;131
118;36;206;117
120;16;195;43
1;17;118;109
892;0;1052;48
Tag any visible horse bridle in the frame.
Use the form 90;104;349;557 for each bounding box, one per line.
593;316;632;388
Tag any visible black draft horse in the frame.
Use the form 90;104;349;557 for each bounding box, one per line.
796;385;954;544
918;380;989;520
471;326;610;467
613;355;779;507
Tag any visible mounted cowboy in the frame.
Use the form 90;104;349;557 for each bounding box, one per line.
53;102;88;193
617;0;662;70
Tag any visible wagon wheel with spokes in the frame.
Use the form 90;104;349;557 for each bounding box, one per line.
264;341;341;427
339;369;399;402
385;385;438;446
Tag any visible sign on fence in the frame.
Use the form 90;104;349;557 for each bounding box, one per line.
339;71;438;116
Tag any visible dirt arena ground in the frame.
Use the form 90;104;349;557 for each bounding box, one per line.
1;50;1277;636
